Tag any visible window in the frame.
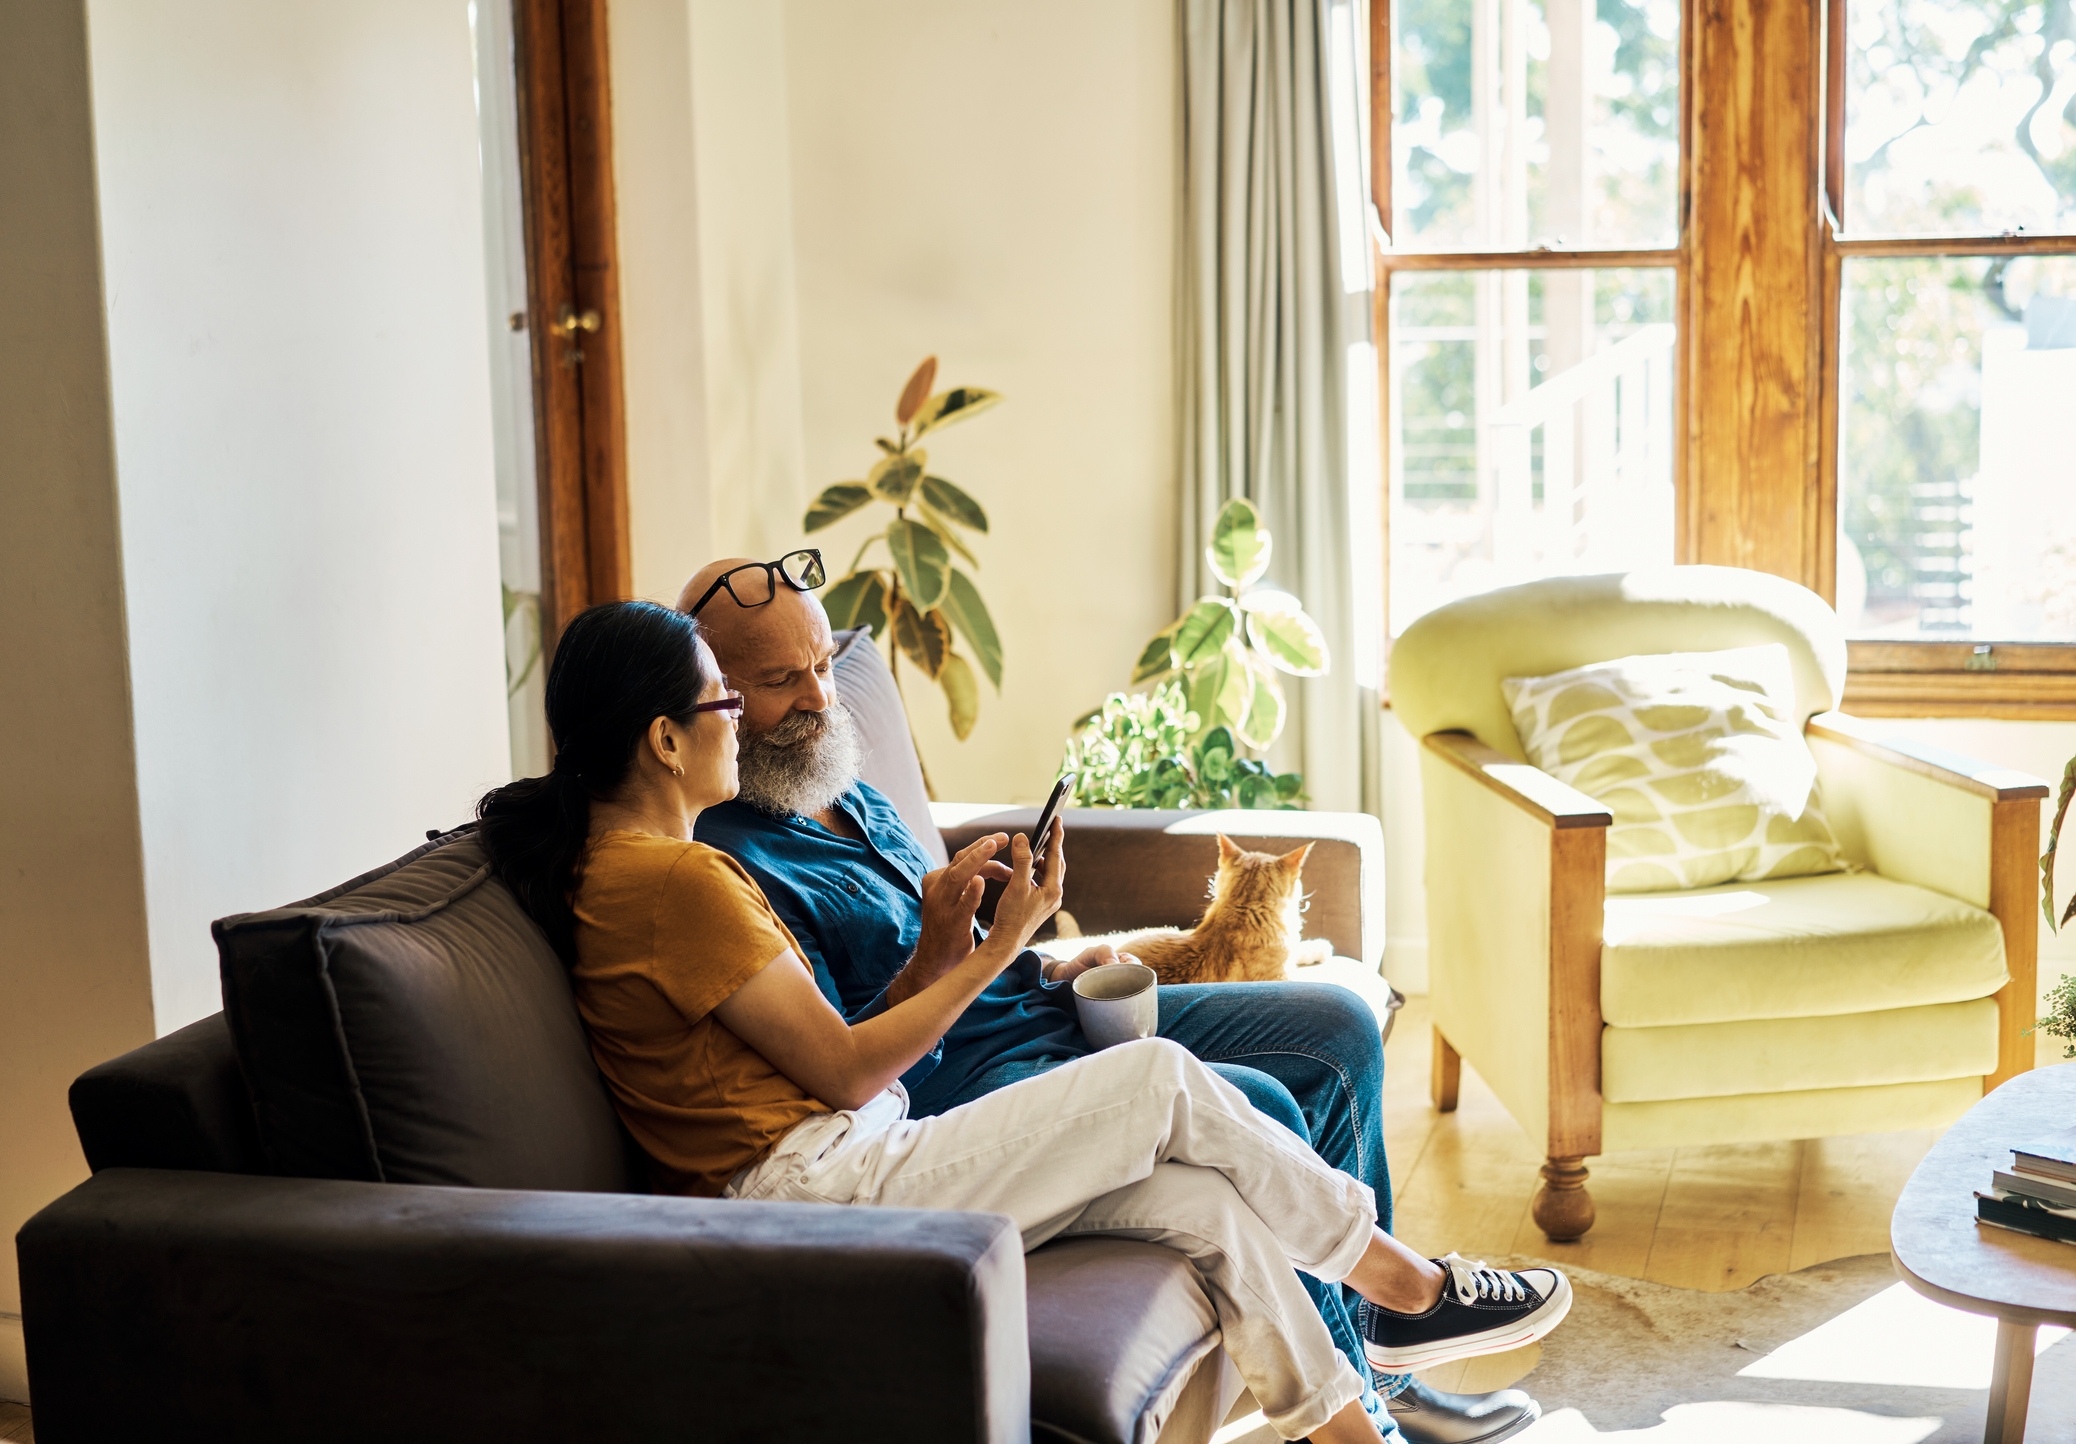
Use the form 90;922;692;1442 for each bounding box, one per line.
1372;0;2076;714
1381;0;1684;636
1825;0;2076;710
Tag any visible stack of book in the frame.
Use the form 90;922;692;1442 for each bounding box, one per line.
1977;1127;2076;1245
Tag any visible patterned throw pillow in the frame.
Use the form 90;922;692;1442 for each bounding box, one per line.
1501;644;1846;894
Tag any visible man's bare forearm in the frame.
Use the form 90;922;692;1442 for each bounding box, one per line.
881;949;959;1007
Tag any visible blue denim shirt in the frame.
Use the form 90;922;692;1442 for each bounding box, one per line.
694;784;1084;1109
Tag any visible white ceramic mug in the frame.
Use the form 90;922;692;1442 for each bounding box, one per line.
1072;961;1160;1049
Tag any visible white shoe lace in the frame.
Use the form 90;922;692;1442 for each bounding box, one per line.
1439;1252;1530;1306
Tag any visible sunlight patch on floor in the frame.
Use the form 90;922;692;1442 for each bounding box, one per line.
1735;1281;2070;1389
1520;1401;1940;1442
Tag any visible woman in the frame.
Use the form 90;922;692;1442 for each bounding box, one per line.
477;601;1569;1444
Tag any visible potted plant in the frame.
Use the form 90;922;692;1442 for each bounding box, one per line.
2039;754;2076;1057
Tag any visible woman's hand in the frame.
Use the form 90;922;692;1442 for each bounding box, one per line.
987;820;1065;955
1045;943;1142;986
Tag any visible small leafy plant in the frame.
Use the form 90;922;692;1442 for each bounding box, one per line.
804;357;1002;740
1063;681;1304;810
1132;498;1329;750
2037;753;2076;1057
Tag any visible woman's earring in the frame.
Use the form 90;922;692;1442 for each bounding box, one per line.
672;765;684;777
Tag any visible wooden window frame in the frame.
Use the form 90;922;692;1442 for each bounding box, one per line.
1371;0;2076;719
1815;0;2076;717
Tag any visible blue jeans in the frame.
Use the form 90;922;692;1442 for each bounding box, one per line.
923;980;1412;1421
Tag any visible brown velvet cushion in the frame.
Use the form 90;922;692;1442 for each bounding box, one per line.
216;831;636;1192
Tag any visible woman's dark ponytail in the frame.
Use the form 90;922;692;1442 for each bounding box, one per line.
477;600;710;958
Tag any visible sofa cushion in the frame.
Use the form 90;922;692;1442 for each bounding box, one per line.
1601;997;2001;1103
70;1013;268;1176
1600;871;2008;1028
1026;1237;1222;1444
216;831;636;1191
833;625;947;865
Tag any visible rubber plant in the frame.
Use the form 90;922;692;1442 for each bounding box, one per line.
1130;498;1330;751
803;357;1002;740
2037;754;2076;1056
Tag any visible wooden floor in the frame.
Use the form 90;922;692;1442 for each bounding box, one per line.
0;1400;31;1443
1382;995;2069;1395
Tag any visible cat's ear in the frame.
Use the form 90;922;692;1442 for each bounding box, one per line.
1278;842;1314;874
1217;833;1245;864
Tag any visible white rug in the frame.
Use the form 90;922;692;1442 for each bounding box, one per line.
1216;1253;2076;1443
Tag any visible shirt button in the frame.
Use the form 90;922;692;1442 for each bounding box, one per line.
846;880;861;895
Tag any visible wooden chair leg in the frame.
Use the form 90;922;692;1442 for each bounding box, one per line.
1430;1027;1461;1112
1532;1156;1595;1241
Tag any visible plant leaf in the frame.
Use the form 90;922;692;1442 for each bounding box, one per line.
1235;658;1286;750
1207;497;1272;590
940;569;1003;690
868;451;926;506
915;501;980;568
1241;592;1330;677
804;482;875;533
940;651;980;739
896;357;938;426
1186;647;1247;736
911;386;1002;438
875;436;901;455
886;517;951;611
1172;598;1239;668
2045;754;2076;930
822;570;889;638
920;475;989;532
1131;628;1178;685
891;599;951;679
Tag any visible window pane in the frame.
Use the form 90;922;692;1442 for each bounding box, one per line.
1389;267;1676;633
1392;0;1679;249
1846;0;2076;236
1838;255;2076;640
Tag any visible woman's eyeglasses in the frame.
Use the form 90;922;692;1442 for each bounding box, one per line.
691;692;745;719
686;550;827;618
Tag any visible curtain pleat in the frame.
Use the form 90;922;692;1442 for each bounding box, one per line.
1178;0;1381;815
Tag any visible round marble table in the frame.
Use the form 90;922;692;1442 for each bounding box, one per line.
1891;1063;2076;1443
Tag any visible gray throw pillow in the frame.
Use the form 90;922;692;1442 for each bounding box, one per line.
832;626;947;865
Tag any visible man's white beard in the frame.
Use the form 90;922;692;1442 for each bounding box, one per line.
733;698;865;819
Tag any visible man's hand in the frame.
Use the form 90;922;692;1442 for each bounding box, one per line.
885;833;1013;1005
1043;943;1140;987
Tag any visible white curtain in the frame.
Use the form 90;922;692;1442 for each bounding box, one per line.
1178;0;1383;814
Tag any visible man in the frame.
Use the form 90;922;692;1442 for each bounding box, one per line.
681;555;1542;1444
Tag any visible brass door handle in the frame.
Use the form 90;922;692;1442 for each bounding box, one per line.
551;305;601;336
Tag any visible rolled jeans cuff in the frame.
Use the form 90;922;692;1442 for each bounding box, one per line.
1264;1357;1369;1440
1304;1180;1377;1285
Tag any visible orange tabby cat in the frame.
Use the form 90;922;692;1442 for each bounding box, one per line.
1119;835;1333;984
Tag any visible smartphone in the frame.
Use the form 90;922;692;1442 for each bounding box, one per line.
1028;773;1075;865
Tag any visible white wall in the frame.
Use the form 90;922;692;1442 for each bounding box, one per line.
86;0;514;1033
782;0;1181;803
612;0;1179;801
0;0;157;1400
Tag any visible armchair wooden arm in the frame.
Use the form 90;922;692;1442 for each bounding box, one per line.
1421;733;1611;1239
1805;712;2048;1089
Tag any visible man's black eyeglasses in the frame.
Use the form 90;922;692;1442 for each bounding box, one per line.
686;550;827;618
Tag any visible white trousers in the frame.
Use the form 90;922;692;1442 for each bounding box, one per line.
726;1037;1375;1439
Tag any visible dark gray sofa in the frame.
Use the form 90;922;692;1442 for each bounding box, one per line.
16;630;1391;1442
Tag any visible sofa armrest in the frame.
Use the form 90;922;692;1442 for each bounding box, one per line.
19;1168;1027;1444
1420;732;1614;829
69;1012;268;1176
1806;711;2047;1088
934;803;1384;968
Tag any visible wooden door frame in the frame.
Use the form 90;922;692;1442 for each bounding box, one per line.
514;0;631;645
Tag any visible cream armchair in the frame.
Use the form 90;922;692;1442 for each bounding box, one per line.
1389;566;2045;1240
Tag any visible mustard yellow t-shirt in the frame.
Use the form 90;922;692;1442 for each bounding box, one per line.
569;830;823;1196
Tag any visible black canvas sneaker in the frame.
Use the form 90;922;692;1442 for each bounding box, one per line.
1361;1253;1572;1371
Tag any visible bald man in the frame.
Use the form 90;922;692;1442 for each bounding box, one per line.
677;555;1542;1444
